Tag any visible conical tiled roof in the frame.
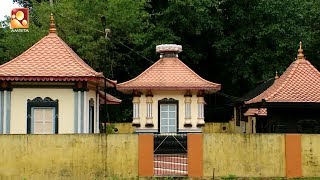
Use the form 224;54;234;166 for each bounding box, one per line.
0;14;104;82
245;42;320;104
117;57;221;92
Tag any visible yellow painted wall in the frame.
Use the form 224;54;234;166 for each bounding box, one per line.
202;122;231;133
137;90;202;132
203;133;286;177
106;134;138;177
113;122;134;133
11;88;74;134
0;134;138;179
301;134;320;177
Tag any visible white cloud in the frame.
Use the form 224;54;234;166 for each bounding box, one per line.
0;0;21;21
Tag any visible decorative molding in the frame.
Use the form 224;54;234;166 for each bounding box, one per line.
158;98;178;104
0;81;12;91
73;81;88;91
132;122;141;127
146;90;153;97
27;97;59;134
133;90;142;97
27;97;58;103
197;90;205;97
145;123;154;128
156;44;182;53
184;90;192;97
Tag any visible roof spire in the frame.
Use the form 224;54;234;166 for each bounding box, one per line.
275;71;279;79
297;41;304;60
49;13;56;33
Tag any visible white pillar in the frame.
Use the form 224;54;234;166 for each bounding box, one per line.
184;96;192;126
197;96;205;126
77;91;81;133
3;90;7;134
0;91;2;134
95;92;99;133
145;96;153;127
83;91;88;133
132;96;140;126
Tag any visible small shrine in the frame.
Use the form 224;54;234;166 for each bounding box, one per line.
0;14;119;134
117;44;221;133
245;42;320;133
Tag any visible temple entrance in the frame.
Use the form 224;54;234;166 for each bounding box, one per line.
153;133;188;176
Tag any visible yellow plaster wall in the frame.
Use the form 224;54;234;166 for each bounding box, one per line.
202;122;231;133
106;134;138;177
113;122;134;133
301;134;320;177
137;90;201;132
0;134;138;179
10;88;74;134
203;133;286;177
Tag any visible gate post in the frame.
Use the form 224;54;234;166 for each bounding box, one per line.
138;134;154;177
188;133;203;177
285;134;302;178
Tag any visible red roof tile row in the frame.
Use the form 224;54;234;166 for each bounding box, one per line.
117;57;221;93
246;43;320;104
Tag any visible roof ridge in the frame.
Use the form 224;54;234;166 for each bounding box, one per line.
55;35;103;76
264;62;297;101
304;59;320;78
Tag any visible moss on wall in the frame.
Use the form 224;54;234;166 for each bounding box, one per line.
0;134;138;179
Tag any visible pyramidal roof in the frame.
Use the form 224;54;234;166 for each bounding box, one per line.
117;44;221;93
0;14;104;82
246;42;320;104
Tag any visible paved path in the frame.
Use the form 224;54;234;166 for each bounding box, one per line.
154;154;188;176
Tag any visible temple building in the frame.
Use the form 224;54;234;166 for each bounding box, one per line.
245;42;320;133
117;44;221;133
0;14;120;134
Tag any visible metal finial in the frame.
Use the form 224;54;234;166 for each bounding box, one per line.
49;13;56;33
297;41;304;60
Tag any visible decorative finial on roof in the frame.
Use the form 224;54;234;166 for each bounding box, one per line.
297;41;304;60
275;71;279;79
156;44;182;58
49;13;57;33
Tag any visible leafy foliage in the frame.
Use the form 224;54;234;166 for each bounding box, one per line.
1;0;320;121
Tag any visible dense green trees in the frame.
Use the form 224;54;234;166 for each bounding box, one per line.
1;0;320;121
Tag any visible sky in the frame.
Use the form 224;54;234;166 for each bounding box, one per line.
0;0;21;21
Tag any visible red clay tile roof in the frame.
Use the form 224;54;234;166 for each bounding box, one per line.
99;91;122;105
0;14;105;83
0;32;104;82
117;57;221;92
246;43;320;104
244;108;267;116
